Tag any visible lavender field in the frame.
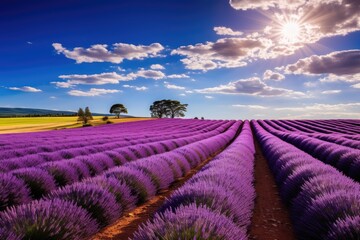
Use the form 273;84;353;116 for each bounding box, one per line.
0;119;359;240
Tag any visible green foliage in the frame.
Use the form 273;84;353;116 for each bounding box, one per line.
77;107;93;126
149;99;188;118
84;107;93;120
110;104;128;118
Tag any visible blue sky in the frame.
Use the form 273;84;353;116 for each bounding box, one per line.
1;0;359;119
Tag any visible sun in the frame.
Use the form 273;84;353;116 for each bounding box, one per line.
281;20;301;43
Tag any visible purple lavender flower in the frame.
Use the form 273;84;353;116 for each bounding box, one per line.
0;199;99;240
105;166;156;204
11;168;56;199
0;174;31;211
40;161;78;187
84;176;137;211
327;215;360;240
47;182;121;227
132;204;247;240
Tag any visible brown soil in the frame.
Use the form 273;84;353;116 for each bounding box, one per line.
91;154;216;240
249;140;296;240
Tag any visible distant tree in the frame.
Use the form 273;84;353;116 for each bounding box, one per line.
77;107;92;126
194;117;199;119
150;99;188;118
149;100;168;118
102;116;109;122
84;107;93;120
110;104;128;118
77;108;85;122
201;117;204;120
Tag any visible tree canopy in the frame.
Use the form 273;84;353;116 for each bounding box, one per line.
110;103;128;118
77;107;93;126
150;99;188;118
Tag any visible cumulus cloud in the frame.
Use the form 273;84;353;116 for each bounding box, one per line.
321;90;342;94
232;104;268;109
172;37;269;71
164;82;186;90
167;74;190;79
263;70;285;81
53;42;164;64
68;88;120;97
150;64;165;70
213;26;243;36
285;50;360;75
123;84;148;91
284;50;360;83
127;69;165;80
9;86;42;92
53;72;132;88
195;77;305;97
53;69;168;88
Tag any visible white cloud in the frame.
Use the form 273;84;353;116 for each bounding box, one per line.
321;90;342;94
179;93;186;96
213;26;243;36
27;41;33;45
205;95;214;99
68;88;120;97
50;96;57;99
127;69;166;80
319;74;360;83
123;84;148;91
53;69;168;88
232;104;268;109
53;42;164;64
284;50;360;84
195;77;306;98
171;37;267;71
351;83;360;88
285;50;360;76
263;70;285;81
185;90;194;94
9;86;42;92
53;72;132;88
164;83;186;90
150;64;165;70
167;74;190;79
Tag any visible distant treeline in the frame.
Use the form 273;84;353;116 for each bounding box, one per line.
0;113;77;118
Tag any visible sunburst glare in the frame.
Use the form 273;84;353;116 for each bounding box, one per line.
281;20;301;43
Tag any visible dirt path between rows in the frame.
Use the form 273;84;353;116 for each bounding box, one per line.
249;140;296;240
91;154;216;240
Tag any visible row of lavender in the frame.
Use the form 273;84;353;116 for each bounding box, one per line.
0;121;242;239
132;121;256;239
265;119;360;135
264;119;360;147
0;120;234;211
252;120;360;239
0;119;224;159
0;120;229;172
258;120;360;182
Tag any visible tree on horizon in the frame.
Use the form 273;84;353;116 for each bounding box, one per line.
150;99;188;118
110;103;128;118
